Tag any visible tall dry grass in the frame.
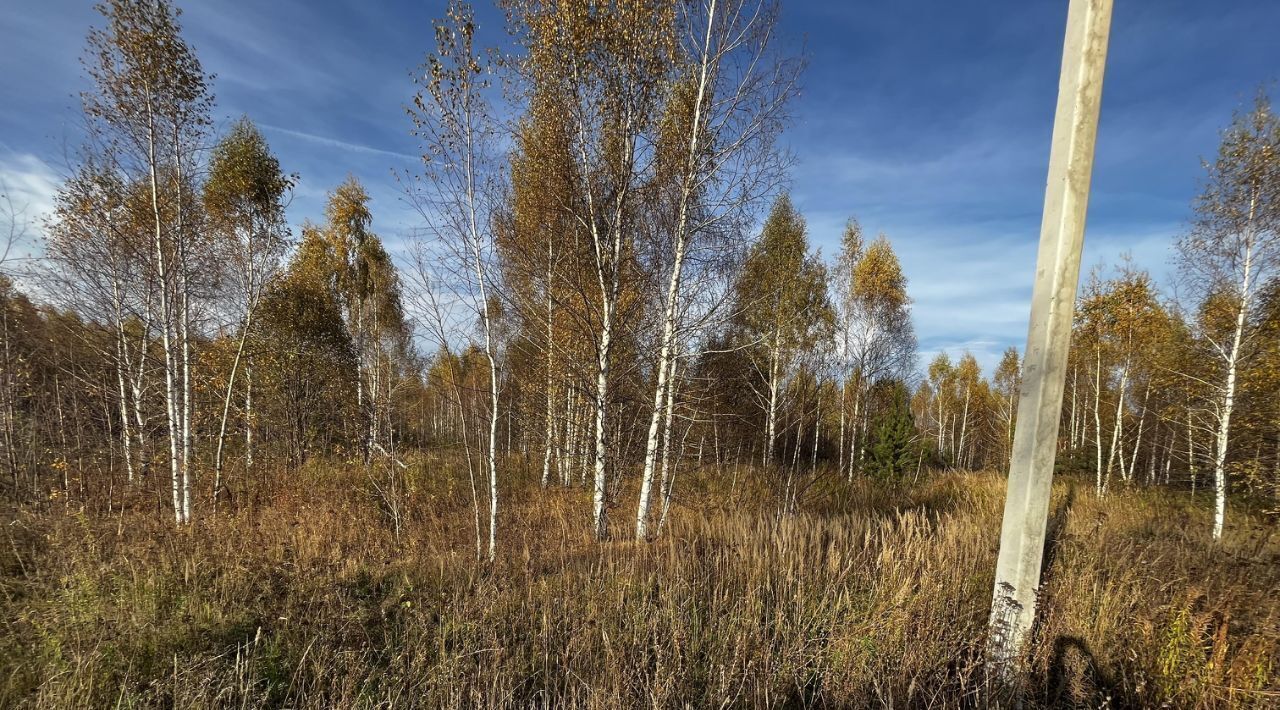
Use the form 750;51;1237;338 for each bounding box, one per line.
1;460;1276;708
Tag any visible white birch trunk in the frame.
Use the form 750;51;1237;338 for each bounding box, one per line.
176;141;193;525
848;383;861;479
130;307;150;481
636;0;716;541
144;101;183;526
244;359;253;475
1093;345;1104;495
1128;382;1150;483
1069;364;1079;449
810;394;821;470
213;313;252;509
935;389;944;456
113;318;135;485
765;325;781;467
541;267;555;488
592;321;612;539
1164;428;1174;484
1211;236;1253;540
1187;406;1197;493
837;379;847;474
656;362;679;536
1105;363;1128;486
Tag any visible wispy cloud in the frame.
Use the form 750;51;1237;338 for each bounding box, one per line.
0;151;60;225
0;151;61;275
259;124;418;162
2;0;1275;380
778;0;1271;377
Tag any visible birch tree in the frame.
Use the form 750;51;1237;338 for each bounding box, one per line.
952;353;981;470
45;163;155;487
499;87;578;492
204;118;293;507
259;225;359;469
992;347;1020;470
408;0;504;560
831;225;916;476
512;0;678;539
1076;268;1115;494
634;0;798;540
1177;94;1280;540
321;178;408;462
926;352;953;461
82;0;212;524
732;195;831;467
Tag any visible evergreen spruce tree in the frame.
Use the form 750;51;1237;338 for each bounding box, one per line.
868;381;918;479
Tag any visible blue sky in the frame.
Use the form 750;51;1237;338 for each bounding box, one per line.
2;1;1278;374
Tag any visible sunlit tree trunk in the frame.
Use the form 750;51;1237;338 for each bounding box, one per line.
214;311;252;508
636;0;719;541
110;275;135;485
1093;344;1104;495
1211;236;1253;540
1186;406;1197;493
765;325;782;466
810;393;821;470
145;103;183;525
592;303;615;539
655;359;679;536
1069;364;1079;450
837;380;847;474
541;284;555;489
244;359;253;475
1128;382;1150;484
175;132;193;525
1105;362;1128;488
849;380;862;479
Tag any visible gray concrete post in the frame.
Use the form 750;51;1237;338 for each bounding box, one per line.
988;0;1113;669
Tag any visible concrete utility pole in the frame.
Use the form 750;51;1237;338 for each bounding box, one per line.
988;0;1112;669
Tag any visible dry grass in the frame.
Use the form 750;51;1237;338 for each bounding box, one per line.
1;460;1277;708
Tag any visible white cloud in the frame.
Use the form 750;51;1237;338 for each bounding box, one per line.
802;190;1181;379
0;151;60;277
0;151;60;226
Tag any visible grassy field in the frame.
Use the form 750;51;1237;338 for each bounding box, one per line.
2;460;1277;708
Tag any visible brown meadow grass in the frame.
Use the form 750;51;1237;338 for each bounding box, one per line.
1;460;1277;708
